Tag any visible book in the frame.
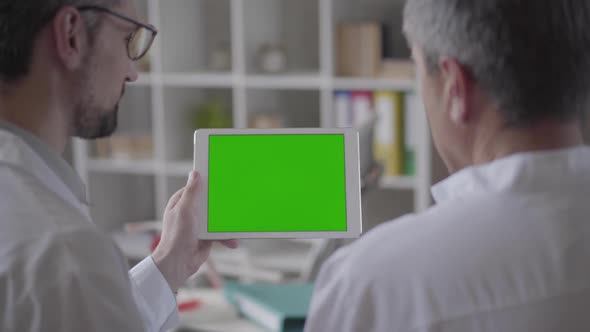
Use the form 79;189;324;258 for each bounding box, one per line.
334;91;353;128
377;59;415;80
224;281;314;332
336;22;382;77
351;91;374;127
404;93;422;175
374;91;404;176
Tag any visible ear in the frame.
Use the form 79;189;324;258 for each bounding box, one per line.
51;7;88;70
439;58;473;126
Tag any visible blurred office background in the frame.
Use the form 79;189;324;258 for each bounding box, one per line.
65;0;463;330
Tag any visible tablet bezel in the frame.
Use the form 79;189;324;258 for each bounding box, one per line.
194;128;362;239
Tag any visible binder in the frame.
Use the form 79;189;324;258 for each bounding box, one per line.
404;93;421;175
350;91;374;127
334;91;353;128
374;91;404;176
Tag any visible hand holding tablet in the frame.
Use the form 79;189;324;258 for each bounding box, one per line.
193;128;362;239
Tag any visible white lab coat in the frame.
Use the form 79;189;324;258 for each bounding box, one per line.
305;146;590;332
0;129;178;331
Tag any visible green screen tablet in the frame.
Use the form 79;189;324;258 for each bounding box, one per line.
194;128;361;239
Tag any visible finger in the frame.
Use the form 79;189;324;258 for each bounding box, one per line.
196;241;213;259
165;187;184;211
205;259;224;289
219;239;239;249
180;170;201;203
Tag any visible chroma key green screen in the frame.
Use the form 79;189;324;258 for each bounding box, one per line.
207;134;348;232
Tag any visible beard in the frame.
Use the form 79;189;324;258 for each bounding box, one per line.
73;103;119;139
71;68;124;139
71;47;125;140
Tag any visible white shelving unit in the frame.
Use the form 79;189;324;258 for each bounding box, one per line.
73;0;432;282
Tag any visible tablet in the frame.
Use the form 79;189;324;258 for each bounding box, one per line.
194;128;362;239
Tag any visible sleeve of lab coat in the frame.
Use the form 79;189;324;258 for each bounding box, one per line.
129;257;180;332
304;246;378;332
11;228;148;332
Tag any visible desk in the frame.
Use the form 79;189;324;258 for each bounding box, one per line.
172;288;265;332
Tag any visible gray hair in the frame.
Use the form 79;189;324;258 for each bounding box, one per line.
403;0;590;126
0;0;120;83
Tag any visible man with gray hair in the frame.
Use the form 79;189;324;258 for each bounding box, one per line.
0;1;236;331
306;1;590;331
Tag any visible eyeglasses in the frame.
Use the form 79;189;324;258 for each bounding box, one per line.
77;5;158;61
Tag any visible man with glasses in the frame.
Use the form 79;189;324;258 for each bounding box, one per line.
0;1;236;331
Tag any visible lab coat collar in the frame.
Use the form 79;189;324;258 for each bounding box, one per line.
431;146;590;203
0;121;88;205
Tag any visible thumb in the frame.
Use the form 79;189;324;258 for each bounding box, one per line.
165;187;184;211
180;170;201;203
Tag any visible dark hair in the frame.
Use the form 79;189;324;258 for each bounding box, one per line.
0;0;119;83
404;0;590;126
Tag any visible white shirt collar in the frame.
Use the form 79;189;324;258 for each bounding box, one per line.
431;146;590;203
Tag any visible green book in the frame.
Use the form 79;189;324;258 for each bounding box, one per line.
224;281;314;332
404;92;420;176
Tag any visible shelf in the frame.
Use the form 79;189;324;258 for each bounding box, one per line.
87;159;198;177
247;89;320;128
243;0;320;76
87;158;159;175
207;247;286;283
159;73;234;88
161;87;233;161
146;73;325;89
133;74;416;92
209;245;311;282
333;77;416;91
75;0;433;235
379;176;416;190
166;161;194;176
134;73;153;86
249;249;313;273
159;0;232;74
213;262;285;283
245;73;323;90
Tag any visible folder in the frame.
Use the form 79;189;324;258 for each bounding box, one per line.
404;93;421;175
374;91;404;176
351;91;374;127
224;281;314;332
334;91;353;128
